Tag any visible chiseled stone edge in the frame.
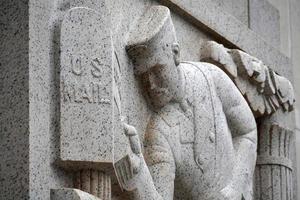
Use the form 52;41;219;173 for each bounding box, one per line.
159;0;292;78
50;188;102;200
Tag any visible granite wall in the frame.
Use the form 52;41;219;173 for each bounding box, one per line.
0;0;29;199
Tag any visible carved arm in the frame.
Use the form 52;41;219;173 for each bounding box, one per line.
210;64;257;199
115;124;173;200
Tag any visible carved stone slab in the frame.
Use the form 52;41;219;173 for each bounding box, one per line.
60;7;114;167
50;188;101;200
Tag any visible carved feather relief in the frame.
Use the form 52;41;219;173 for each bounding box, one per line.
201;41;295;117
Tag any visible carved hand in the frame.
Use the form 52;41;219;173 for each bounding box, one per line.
115;123;153;192
115;123;164;199
123;123;144;176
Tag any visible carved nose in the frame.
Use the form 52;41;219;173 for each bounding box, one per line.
148;73;157;90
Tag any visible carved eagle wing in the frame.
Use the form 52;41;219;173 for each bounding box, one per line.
200;41;295;118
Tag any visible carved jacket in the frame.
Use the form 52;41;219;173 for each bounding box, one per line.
143;62;257;200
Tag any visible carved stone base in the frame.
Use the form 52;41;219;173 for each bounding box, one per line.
73;170;111;200
50;188;101;200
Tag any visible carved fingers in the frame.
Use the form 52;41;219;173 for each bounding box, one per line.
123;123;142;155
114;123;147;191
115;154;143;191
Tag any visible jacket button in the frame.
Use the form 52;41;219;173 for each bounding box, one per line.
197;157;204;165
209;132;215;143
196;157;205;173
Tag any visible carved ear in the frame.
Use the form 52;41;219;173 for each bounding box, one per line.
172;43;180;66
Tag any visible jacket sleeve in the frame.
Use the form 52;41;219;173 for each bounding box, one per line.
209;63;257;140
143;127;176;200
208;63;257;198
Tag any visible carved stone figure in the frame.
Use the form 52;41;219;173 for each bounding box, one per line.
200;41;295;200
115;6;257;200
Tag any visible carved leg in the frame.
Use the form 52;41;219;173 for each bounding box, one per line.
73;170;111;200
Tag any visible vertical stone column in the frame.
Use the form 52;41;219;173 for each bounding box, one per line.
73;170;111;199
255;120;294;200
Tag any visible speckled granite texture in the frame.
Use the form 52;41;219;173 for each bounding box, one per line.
0;0;296;199
249;0;280;49
51;188;102;200
60;6;114;166
0;0;29;199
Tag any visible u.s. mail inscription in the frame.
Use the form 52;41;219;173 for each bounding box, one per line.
59;7;114;165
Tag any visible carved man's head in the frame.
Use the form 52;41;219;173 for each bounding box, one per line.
126;6;181;108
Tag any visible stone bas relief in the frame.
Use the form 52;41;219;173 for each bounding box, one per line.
200;41;295;200
53;4;296;200
116;6;257;200
1;0;297;199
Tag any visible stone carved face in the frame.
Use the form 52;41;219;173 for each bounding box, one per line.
138;42;181;108
126;5;182;109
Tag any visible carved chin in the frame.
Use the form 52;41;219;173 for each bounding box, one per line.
149;92;173;108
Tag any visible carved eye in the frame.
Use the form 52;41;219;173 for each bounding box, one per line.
172;44;179;54
173;48;179;54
